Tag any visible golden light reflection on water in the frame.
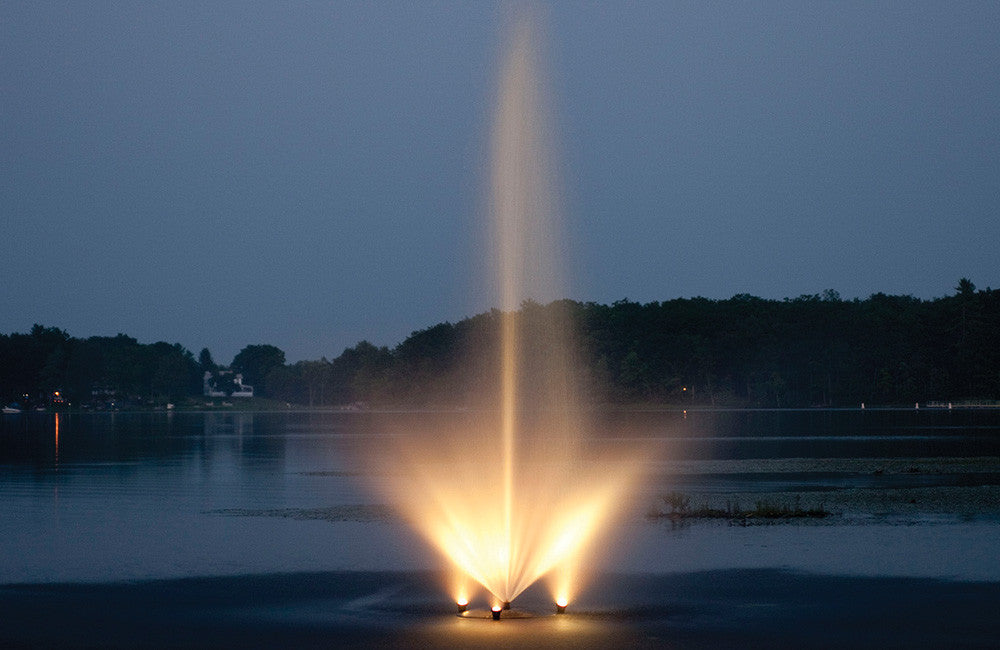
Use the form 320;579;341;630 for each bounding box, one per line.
412;605;622;648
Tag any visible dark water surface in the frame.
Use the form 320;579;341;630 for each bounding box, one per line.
2;409;999;585
596;407;1000;459
3;569;999;649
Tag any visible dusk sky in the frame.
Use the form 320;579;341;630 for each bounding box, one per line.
3;2;998;363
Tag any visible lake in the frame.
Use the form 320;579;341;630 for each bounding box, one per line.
2;408;999;586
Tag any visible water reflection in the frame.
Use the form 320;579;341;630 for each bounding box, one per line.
596;408;1000;459
1;409;999;584
1;409;998;477
1;408;999;475
53;412;59;468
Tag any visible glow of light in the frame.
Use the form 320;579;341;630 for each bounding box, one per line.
556;596;568;608
358;12;651;612
456;596;469;607
368;412;645;606
491;605;502;613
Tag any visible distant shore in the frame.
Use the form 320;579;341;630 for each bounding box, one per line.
9;400;1000;415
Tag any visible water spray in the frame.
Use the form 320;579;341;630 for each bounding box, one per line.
363;12;649;622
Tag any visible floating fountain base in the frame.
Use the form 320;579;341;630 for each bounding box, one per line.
457;608;535;620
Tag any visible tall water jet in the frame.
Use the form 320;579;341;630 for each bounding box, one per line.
494;16;559;605
363;14;645;612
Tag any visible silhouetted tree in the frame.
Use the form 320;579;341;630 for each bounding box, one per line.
3;283;999;408
199;348;216;374
211;372;236;397
231;344;286;397
297;359;331;407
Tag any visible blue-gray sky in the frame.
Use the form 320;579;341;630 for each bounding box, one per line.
3;2;998;362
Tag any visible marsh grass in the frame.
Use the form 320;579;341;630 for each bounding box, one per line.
651;491;830;523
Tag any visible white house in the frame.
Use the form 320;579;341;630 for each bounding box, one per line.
203;371;254;398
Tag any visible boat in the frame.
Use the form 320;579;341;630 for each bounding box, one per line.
2;403;23;414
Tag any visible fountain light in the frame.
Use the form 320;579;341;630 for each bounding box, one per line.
358;12;652;618
555;596;568;614
456;597;469;614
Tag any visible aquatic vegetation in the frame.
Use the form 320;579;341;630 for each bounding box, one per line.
651;492;830;523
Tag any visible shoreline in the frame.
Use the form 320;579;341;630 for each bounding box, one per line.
8;402;1000;415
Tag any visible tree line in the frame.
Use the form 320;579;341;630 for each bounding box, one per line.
2;279;996;409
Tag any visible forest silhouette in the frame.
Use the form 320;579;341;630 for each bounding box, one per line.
2;281;996;409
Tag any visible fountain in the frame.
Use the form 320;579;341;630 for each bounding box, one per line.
365;15;645;617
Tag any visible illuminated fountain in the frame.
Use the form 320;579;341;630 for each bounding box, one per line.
367;17;645;618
